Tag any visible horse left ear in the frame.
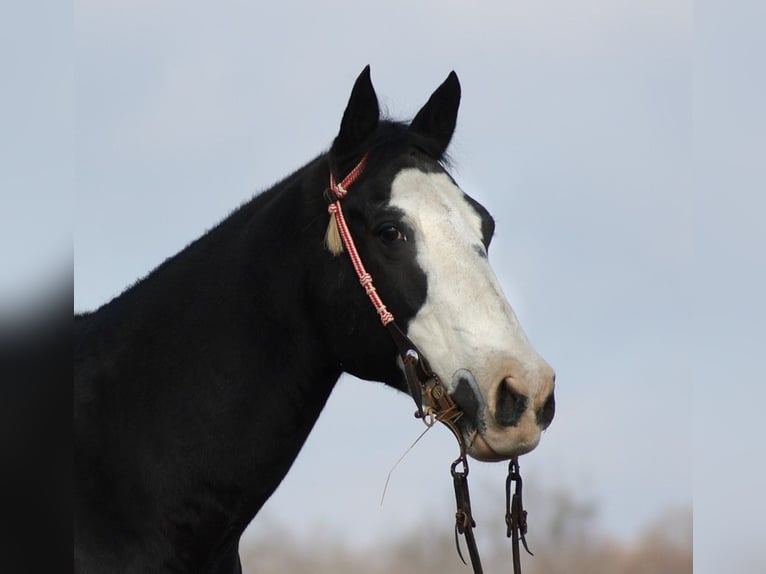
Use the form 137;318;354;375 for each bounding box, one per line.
332;65;380;161
410;71;461;157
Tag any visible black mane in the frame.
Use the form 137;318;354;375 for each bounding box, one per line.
81;119;450;321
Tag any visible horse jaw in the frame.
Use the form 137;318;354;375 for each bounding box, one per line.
388;168;556;461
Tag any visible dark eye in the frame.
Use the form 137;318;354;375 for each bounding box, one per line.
377;224;406;244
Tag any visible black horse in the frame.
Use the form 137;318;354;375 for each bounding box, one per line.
74;67;555;573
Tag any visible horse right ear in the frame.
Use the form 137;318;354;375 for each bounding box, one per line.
409;71;461;158
331;66;380;161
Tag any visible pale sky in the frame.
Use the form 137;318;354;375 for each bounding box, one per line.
2;1;763;572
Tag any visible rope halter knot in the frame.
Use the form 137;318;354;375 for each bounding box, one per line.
324;155;367;254
332;182;348;199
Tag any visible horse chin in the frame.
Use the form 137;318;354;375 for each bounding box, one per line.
463;424;542;462
464;431;508;462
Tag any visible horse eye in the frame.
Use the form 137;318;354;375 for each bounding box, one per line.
377;225;405;244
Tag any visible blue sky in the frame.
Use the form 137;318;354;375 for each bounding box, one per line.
693;2;766;571
3;1;764;571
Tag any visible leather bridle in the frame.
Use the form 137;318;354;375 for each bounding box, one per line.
325;155;532;574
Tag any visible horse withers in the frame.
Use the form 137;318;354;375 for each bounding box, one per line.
74;67;555;573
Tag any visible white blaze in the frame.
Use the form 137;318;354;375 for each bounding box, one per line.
389;169;552;455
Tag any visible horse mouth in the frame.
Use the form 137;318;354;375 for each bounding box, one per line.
449;369;542;462
451;411;540;462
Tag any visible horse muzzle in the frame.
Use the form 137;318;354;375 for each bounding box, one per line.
450;368;556;461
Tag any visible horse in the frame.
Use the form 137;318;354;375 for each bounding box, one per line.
74;66;556;573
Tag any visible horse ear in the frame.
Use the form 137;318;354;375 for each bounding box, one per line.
332;66;380;160
409;71;461;157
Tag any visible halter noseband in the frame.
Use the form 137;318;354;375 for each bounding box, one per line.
325;155;531;574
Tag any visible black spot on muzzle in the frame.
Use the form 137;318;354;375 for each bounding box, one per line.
451;375;483;431
495;382;528;427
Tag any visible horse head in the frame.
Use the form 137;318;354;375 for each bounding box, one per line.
313;67;555;461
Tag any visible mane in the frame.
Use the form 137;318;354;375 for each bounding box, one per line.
82;120;450;314
80;152;331;316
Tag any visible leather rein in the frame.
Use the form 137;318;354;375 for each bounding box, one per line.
325;155;532;574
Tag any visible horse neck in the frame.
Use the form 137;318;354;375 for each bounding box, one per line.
76;157;340;568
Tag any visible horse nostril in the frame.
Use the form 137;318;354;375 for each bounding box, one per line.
536;391;556;429
452;373;483;430
495;379;528;427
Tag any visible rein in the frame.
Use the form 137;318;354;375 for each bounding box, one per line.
325;156;532;574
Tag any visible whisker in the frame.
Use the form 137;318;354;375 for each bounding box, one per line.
380;423;435;506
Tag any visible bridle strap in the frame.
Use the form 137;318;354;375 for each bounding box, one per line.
326;157;528;574
450;453;484;573
327;154;394;326
326;156;439;417
385;321;433;416
507;457;533;572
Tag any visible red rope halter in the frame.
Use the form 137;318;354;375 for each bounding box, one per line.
326;154;394;326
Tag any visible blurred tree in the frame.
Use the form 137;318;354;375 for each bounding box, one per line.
240;485;691;574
